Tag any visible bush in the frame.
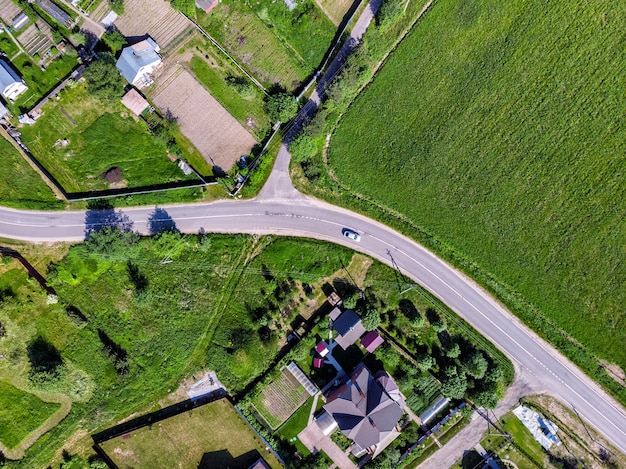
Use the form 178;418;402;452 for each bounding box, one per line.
265;92;298;123
289;134;318;163
361;305;381;331
83;52;125;100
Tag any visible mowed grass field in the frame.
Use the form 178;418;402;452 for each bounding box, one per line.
19;83;192;193
0;381;60;449
329;0;626;372
0;135;60;209
100;398;282;469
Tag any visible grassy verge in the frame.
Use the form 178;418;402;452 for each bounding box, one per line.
292;0;626;407
0;382;61;449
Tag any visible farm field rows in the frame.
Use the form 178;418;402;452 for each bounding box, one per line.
328;0;626;381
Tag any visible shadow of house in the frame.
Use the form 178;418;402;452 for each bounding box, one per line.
147;207;178;235
197;449;263;469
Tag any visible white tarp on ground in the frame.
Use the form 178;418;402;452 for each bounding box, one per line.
186;371;223;399
513;405;561;450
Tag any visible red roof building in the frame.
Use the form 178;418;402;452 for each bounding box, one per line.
360;331;384;353
315;341;329;357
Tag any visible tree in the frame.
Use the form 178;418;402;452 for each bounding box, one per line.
464;350;488;379
289;133;318;162
342;291;358;310
431;317;447;333
169;0;195;16
103;29;126;54
445;341;461;359
361;305;381;331
265;92;298;123
377;0;405;29
440;365;467;399
410;313;425;329
83;52;125;101
470;387;499;409
416;352;435;371
485;365;503;384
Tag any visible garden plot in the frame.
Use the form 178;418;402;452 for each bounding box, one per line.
0;0;20;24
113;0;192;50
252;367;311;429
151;65;256;171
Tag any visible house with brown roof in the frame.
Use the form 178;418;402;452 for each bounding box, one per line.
317;364;405;458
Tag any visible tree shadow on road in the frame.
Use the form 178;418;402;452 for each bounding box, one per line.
84;200;134;239
147;207;178;235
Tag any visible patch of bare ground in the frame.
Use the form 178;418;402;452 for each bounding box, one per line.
522;394;626;468
599;360;626;387
151;65;256;171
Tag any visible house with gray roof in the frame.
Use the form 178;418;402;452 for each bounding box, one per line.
196;0;218;13
116;37;162;89
319;364;405;458
332;309;366;350
0;59;28;101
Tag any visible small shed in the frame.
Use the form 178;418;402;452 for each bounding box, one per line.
329;306;342;322
360;330;384;353
120;88;149;116
315;341;329;357
313;357;325;368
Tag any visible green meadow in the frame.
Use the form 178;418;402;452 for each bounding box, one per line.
328;0;626;382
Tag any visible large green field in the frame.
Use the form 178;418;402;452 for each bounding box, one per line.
328;0;626;380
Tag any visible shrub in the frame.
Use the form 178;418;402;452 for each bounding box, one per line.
265;92;298;123
82;52;124;100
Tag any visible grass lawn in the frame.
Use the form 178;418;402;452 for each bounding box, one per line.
503;414;545;465
276;395;314;454
196;0;310;90
11;52;78;114
100;398;282;469
19;83;194;193
0;381;61;449
246;0;335;68
0;135;61;209
0;33;20;59
188;53;270;140
328;0;626;384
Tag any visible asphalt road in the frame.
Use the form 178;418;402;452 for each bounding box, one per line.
1;192;626;455
1;0;625;461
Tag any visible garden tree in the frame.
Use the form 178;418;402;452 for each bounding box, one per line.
416;352;435;371
70;32;86;46
378;343;400;369
361;305;381;331
226;75;256;99
485;365;504;384
289;133;318;162
102;29;126;54
469;387;499;409
431;316;447;333
286;452;327;469
83;52;125;101
229;328;254;349
342;290;358;309
410;313;425;329
464;350;489;379
445;341;461;359
440;365;468;399
265;91;298;123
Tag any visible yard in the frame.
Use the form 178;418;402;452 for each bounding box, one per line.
316;0;356;25
326;0;626;405
19;83;194;193
195;0;311;91
151;65;257;172
0;381;61;449
0;134;60;209
252;366;310;429
99;398;282;469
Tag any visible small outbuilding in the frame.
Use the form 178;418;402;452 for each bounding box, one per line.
332;309;365;350
120;87;149;116
313;357;325;368
315;341;329;357
360;330;384;353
